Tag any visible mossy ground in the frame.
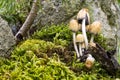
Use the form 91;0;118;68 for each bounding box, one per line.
0;24;119;80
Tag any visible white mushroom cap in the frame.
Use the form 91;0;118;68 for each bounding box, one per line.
89;21;101;34
77;8;90;25
85;54;95;69
87;54;95;63
76;34;84;43
69;19;80;32
115;78;120;80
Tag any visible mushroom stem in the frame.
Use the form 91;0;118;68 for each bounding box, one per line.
79;43;82;56
73;32;80;58
90;34;94;43
81;43;85;52
82;19;88;49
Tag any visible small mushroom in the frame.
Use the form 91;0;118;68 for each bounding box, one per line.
77;8;90;25
85;54;95;69
69;19;80;58
86;25;90;31
89;21;101;43
76;34;85;57
77;8;90;49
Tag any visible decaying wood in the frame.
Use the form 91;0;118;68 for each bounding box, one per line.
83;43;120;75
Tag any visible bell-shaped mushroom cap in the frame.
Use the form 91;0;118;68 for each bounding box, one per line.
86;54;95;63
69;19;80;32
77;8;90;25
86;25;90;31
89;21;101;34
76;34;84;43
85;54;95;69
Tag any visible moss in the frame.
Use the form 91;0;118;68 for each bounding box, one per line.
0;24;119;79
0;39;116;80
33;24;108;50
88;32;108;50
0;58;77;80
12;39;65;59
0;39;78;80
0;38;119;79
32;24;73;47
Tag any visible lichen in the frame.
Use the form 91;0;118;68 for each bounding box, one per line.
99;0;117;26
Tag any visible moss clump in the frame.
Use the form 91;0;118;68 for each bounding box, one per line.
0;39;118;79
0;57;77;80
0;39;78;80
0;39;115;80
0;24;118;79
32;24;72;47
13;39;55;55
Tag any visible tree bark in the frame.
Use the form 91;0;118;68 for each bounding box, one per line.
15;0;39;42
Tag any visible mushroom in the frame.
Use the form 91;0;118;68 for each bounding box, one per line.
77;8;90;49
76;34;85;57
85;54;95;69
69;19;80;58
86;25;90;31
89;21;101;43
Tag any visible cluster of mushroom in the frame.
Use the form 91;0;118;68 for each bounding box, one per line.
69;8;102;69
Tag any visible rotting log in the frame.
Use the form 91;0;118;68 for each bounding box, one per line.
83;43;120;75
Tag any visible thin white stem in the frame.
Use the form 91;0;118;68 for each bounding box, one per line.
79;43;82;56
90;34;94;43
82;19;88;49
73;32;80;58
81;48;84;52
81;43;85;52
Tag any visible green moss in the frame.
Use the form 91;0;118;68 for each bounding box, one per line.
14;39;55;54
0;39;78;80
0;57;77;80
33;24;108;49
0;38;118;79
85;32;108;50
12;39;66;60
0;24;118;79
32;24;73;47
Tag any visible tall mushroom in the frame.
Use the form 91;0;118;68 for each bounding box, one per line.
77;8;90;49
76;34;85;57
85;54;95;69
89;21;101;43
69;19;80;58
